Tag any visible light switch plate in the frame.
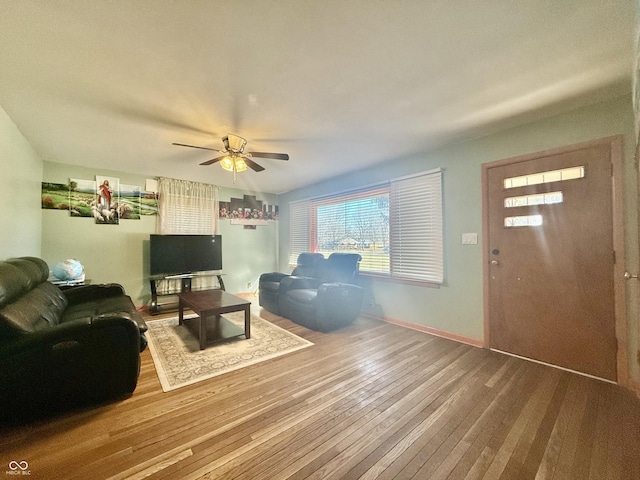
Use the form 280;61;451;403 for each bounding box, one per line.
462;233;478;245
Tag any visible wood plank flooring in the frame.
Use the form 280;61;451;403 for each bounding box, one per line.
1;300;639;479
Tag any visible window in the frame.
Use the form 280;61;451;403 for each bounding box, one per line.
289;169;443;284
156;177;219;292
503;166;584;189
504;191;563;208
157;177;218;234
504;214;543;228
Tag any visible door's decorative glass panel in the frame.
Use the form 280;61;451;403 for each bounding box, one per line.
503;166;584;189
504;215;543;227
504;191;563;208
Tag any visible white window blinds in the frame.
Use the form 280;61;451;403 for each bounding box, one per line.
289;200;310;265
390;170;443;283
289;169;444;283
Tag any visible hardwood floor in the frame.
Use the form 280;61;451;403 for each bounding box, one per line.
1;301;639;479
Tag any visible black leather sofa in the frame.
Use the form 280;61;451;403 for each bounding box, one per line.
259;252;325;315
0;256;148;421
260;253;364;332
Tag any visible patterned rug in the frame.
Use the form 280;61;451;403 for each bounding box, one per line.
146;312;314;391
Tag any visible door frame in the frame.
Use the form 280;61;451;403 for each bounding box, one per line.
481;135;629;386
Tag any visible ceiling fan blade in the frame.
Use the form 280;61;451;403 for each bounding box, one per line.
244;158;265;172
200;155;227;166
247;151;289;161
173;142;222;153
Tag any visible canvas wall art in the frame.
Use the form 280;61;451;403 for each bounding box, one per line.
95;175;120;224
140;191;159;216
119;184;141;220
68;178;96;218
41;182;69;210
219;194;278;227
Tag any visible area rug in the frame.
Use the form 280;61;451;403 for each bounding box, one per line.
146;312;314;391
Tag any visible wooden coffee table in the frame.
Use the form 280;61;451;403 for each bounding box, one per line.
178;290;251;350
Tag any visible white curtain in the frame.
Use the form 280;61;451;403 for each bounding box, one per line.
156;177;220;293
157;177;219;235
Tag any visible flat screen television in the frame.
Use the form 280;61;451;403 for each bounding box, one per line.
150;234;222;276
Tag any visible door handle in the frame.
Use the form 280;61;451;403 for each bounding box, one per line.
624;272;638;280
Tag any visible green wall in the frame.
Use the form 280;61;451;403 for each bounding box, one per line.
3;95;638;384
278;96;639;380
0;105;42;258
217;192;279;294
41;162;278;305
0;96;278;306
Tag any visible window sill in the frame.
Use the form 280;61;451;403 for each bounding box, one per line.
360;272;441;289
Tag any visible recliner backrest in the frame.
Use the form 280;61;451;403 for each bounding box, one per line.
0;263;29;309
5;257;49;290
0;258;67;337
291;252;324;277
315;253;361;284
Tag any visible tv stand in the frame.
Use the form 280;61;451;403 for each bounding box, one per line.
149;272;225;315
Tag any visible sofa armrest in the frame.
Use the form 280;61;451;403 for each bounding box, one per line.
317;282;363;297
62;283;126;305
279;275;320;293
0;315;142;420
314;282;364;332
259;272;290;283
0;315;140;358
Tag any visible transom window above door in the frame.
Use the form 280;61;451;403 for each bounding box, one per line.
503;166;585;189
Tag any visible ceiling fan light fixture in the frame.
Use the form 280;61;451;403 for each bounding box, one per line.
234;158;247;172
173;133;288;176
220;156;234;172
220;155;247;174
224;134;247;152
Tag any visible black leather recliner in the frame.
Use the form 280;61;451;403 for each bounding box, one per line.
278;253;364;332
259;252;324;315
0;256;147;421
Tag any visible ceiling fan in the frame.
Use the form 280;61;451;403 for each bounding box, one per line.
172;134;289;179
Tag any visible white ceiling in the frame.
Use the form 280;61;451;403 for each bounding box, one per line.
0;1;636;194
